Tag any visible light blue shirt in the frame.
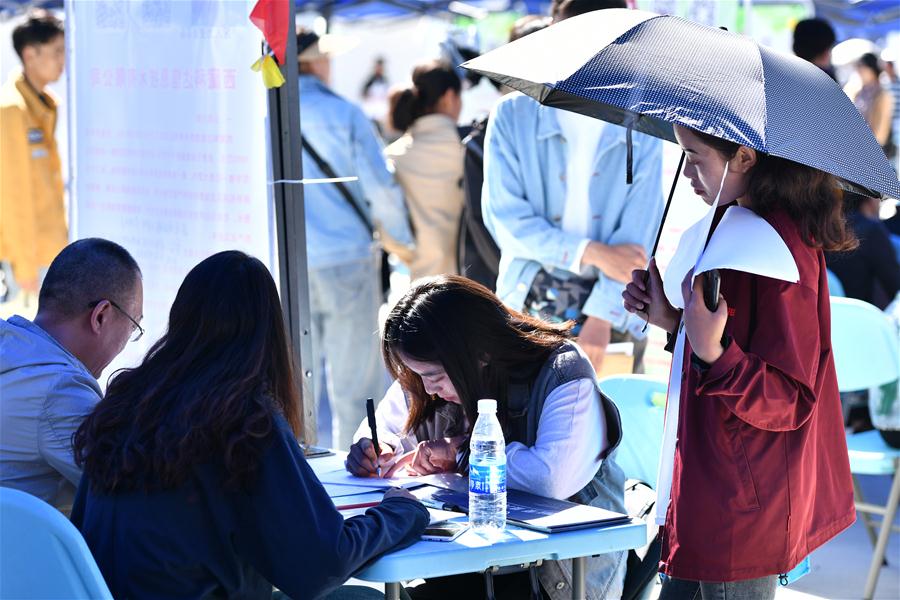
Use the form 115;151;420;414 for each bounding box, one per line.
299;75;414;270
482;93;664;334
0;316;101;509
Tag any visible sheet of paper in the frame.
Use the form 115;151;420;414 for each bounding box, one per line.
338;505;463;525
664;205;799;310
323;483;385;498
694;206;799;283
317;468;428;490
664;202;720;310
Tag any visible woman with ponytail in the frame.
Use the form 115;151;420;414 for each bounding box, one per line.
623;125;857;599
384;61;464;280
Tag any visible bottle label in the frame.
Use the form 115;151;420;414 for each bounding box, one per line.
469;463;507;494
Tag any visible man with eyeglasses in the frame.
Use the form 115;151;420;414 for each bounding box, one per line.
0;238;142;511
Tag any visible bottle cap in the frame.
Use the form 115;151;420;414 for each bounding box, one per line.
477;399;497;413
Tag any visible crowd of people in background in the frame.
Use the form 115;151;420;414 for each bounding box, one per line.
1;3;900;600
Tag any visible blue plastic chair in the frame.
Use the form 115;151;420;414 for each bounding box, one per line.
0;487;112;599
831;297;900;600
598;375;667;489
826;268;845;297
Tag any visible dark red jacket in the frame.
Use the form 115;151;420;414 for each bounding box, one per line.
660;207;856;582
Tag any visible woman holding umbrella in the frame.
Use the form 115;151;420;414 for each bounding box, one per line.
463;9;899;598
623;124;857;599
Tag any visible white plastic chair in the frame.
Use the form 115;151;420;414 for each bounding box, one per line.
0;487;112;599
598;375;667;489
831;297;900;600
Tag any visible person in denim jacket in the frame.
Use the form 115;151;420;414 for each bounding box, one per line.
482;92;663;373
297;30;415;448
482;0;664;376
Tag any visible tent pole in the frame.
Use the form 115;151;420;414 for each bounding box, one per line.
269;0;316;442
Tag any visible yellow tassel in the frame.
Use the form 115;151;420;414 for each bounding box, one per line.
251;55;285;89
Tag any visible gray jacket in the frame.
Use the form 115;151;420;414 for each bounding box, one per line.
415;342;627;600
507;342;627;600
0;316;101;509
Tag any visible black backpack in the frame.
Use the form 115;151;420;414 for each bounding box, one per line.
458;116;501;290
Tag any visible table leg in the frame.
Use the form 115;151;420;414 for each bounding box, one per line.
863;465;900;600
572;556;586;600
385;582;402;600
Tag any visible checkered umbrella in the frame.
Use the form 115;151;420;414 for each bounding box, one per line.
463;9;900;200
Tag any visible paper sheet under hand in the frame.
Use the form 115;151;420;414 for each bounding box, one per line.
317;468;428;490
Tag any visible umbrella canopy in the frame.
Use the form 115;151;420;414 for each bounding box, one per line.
463;9;900;200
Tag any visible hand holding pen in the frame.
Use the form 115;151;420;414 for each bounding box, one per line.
345;398;397;478
345;438;398;478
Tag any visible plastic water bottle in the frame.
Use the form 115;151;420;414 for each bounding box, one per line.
469;399;506;533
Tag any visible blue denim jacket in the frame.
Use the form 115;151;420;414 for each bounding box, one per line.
482;93;663;335
299;75;413;270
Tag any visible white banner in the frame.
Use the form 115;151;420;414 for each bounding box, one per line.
68;0;273;381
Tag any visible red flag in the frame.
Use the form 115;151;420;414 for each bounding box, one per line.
249;0;289;65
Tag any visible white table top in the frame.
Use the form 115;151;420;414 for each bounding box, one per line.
306;451;646;583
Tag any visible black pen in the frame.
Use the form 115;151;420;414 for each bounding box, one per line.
366;398;381;478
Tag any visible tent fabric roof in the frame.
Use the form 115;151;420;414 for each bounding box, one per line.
813;0;900;42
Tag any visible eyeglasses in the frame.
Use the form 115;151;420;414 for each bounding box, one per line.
88;299;144;342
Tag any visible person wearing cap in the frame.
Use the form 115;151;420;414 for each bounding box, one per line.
481;0;664;376
0;11;66;303
296;28;415;450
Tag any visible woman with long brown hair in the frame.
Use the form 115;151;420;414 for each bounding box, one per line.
71;250;428;600
623;124;856;599
346;275;627;599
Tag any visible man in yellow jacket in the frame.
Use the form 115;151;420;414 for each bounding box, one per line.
0;12;66;298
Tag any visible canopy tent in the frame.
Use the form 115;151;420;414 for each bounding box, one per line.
813;0;900;43
295;0;548;20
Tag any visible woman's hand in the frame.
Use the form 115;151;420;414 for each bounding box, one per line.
382;487;419;502
623;258;679;332
345;438;397;478
385;437;462;477
682;270;728;364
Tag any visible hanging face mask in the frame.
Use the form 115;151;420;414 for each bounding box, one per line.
662;163;731;311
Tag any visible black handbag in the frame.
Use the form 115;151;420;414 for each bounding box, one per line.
523;269;596;333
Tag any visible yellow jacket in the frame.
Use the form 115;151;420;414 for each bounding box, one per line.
0;72;66;291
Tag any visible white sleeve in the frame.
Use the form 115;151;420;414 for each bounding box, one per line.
505;378;608;500
351;380;417;452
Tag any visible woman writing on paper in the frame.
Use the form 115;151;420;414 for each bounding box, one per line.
622;124;856;600
71;251;428;600
346;275;627;600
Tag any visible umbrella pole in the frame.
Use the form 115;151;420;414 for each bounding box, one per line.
650;151;686;259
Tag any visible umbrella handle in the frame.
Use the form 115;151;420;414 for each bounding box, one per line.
649;151;686;259
643;151;686;333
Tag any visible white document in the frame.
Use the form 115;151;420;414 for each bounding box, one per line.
663;202;721;310
664;205;799;310
694;206;799;283
317;468;428;490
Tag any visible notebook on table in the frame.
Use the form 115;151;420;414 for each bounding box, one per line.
413;486;630;534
